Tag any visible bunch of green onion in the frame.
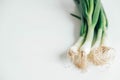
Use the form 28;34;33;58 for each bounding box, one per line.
68;0;114;69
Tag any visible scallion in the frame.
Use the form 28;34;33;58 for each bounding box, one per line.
68;0;114;69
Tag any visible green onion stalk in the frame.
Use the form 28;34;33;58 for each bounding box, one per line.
68;0;114;69
88;7;114;65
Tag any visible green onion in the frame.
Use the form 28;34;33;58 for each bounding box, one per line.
68;0;114;69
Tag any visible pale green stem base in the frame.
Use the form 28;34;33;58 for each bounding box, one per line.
92;28;103;49
80;27;94;54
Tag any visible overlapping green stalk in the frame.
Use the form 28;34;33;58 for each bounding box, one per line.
68;0;114;69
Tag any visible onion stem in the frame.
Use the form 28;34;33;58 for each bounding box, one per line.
68;0;114;69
